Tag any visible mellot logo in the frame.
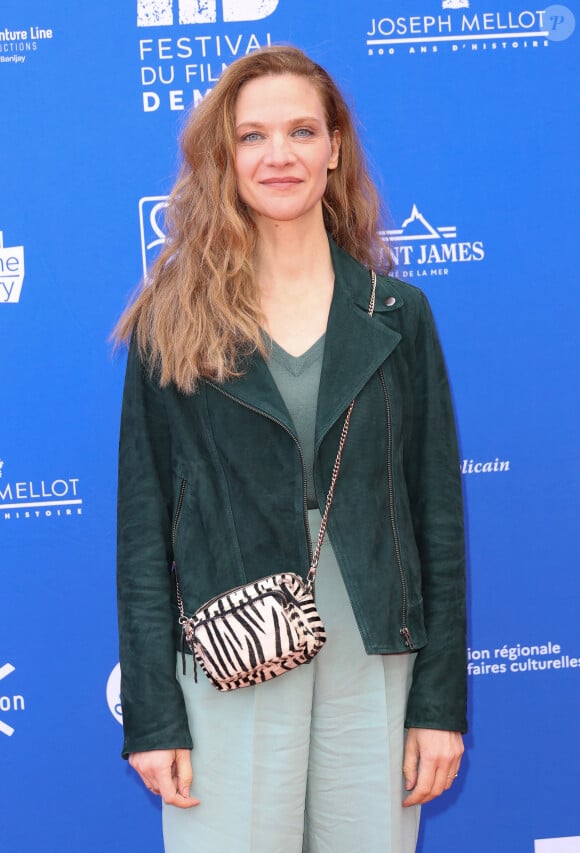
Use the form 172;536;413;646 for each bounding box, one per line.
0;231;25;304
137;0;279;26
367;2;575;54
0;459;83;521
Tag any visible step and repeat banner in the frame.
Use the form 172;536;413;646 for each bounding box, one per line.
1;1;578;851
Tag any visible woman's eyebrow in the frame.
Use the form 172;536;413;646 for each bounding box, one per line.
235;115;323;130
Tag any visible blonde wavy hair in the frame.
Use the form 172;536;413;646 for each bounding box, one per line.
114;45;392;393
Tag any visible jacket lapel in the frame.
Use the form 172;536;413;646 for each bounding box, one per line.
208;347;296;434
209;239;402;443
314;240;401;449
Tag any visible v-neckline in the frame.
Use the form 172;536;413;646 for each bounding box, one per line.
267;334;326;377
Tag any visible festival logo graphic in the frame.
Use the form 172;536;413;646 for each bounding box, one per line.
366;2;575;57
137;0;279;26
0;231;25;304
106;663;123;725
0;664;25;737
385;204;485;279
136;0;281;112
0;459;84;522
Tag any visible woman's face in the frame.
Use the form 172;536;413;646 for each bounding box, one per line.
234;74;340;229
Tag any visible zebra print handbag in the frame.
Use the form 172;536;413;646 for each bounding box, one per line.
175;272;376;691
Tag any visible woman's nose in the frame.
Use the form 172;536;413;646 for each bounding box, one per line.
264;133;295;165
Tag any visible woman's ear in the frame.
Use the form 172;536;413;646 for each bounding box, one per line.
328;130;341;170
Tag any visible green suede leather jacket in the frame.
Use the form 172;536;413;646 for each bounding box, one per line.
117;239;468;758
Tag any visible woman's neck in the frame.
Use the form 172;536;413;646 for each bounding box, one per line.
254;220;333;300
253;219;335;357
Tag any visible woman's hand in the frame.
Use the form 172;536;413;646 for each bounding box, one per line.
402;728;464;807
129;749;200;809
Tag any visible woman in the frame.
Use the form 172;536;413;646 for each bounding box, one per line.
115;45;466;853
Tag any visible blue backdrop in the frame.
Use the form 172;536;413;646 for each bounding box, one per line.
1;2;579;852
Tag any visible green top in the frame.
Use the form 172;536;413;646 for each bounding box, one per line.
266;334;325;509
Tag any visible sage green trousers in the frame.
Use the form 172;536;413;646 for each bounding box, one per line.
163;511;420;853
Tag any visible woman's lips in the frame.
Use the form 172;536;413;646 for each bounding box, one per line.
260;177;302;186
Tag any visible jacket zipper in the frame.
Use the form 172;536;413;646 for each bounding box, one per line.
171;478;191;674
172;478;188;555
378;368;414;649
206;381;313;569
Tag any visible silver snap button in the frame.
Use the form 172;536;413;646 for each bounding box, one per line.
384;296;396;307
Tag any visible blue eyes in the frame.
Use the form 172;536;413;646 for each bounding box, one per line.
239;128;315;143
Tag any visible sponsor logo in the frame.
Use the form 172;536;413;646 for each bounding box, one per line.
366;2;575;57
0;24;54;66
139;196;169;279
0;231;25;304
106;663;123;725
535;839;580;853
468;640;580;677
461;458;510;474
136;0;280;112
0;664;25;737
0;459;84;522
385;204;485;279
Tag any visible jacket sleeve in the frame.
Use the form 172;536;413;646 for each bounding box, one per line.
116;340;193;758
403;291;468;733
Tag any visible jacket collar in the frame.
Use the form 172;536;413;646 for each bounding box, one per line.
210;237;402;446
